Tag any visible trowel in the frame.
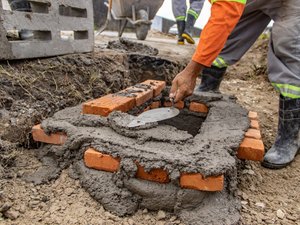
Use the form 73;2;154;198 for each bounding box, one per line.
128;99;180;128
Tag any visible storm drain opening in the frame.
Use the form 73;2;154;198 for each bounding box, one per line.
159;110;207;137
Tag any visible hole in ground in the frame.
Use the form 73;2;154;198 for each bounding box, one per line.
159;110;206;136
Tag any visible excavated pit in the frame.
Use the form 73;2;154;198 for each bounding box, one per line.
159;110;206;137
28;89;250;225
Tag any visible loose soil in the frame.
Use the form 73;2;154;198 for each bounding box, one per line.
0;34;299;225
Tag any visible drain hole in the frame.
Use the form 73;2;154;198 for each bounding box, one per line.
159;110;206;136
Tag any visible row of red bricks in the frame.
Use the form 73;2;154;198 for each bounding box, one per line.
31;111;264;192
84;148;224;192
82;79;209;116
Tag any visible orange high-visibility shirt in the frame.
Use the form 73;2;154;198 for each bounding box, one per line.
192;0;246;67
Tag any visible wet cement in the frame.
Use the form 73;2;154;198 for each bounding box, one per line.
30;91;249;224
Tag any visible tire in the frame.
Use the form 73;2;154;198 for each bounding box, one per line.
135;9;150;41
136;24;150;40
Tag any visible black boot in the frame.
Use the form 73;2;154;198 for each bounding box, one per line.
182;13;196;44
197;65;226;92
176;20;185;45
262;95;300;169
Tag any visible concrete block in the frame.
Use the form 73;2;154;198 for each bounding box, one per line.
0;0;94;60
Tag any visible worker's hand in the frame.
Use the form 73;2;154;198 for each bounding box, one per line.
170;60;203;102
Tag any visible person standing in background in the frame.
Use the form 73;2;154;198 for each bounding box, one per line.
172;0;205;45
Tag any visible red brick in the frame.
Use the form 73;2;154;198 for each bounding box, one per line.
237;138;265;161
245;129;262;140
84;148;120;172
82;94;136;116
248;111;258;120
136;162;170;183
142;80;166;97
164;101;184;109
124;86;153;106
150;101;161;109
250;120;260;130
189;102;209;113
180;173;224;192
32;124;67;145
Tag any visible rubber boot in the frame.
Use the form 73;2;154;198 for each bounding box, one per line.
262;95;300;169
8;0;33;40
197;65;227;92
182;14;196;44
177;20;185;45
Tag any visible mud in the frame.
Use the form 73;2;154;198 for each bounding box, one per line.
29;90;249;225
107;38;159;56
128;54;185;84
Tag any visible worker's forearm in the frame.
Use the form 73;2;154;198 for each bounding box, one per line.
184;60;203;78
192;1;245;67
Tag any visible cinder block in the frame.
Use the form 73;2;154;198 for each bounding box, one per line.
180;173;224;192
84;148;120;172
189;102;209;113
150;101;161;109
32;124;67;145
0;0;94;60
82;94;136;116
250;120;260;130
237;138;265;161
142;80;166;97
248;111;258;120
164;101;184;109
136;163;170;183
245;129;261;140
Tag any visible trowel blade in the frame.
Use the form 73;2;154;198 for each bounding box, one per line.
128;107;180;128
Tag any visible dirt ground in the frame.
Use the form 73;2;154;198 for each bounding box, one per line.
0;32;299;225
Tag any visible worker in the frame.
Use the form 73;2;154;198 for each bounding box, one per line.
7;0;33;40
172;0;205;45
170;0;300;169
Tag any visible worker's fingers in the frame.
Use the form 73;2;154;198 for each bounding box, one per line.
174;88;186;103
169;80;178;98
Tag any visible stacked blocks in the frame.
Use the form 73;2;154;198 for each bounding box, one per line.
0;0;94;60
82;80;166;116
237;111;265;161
